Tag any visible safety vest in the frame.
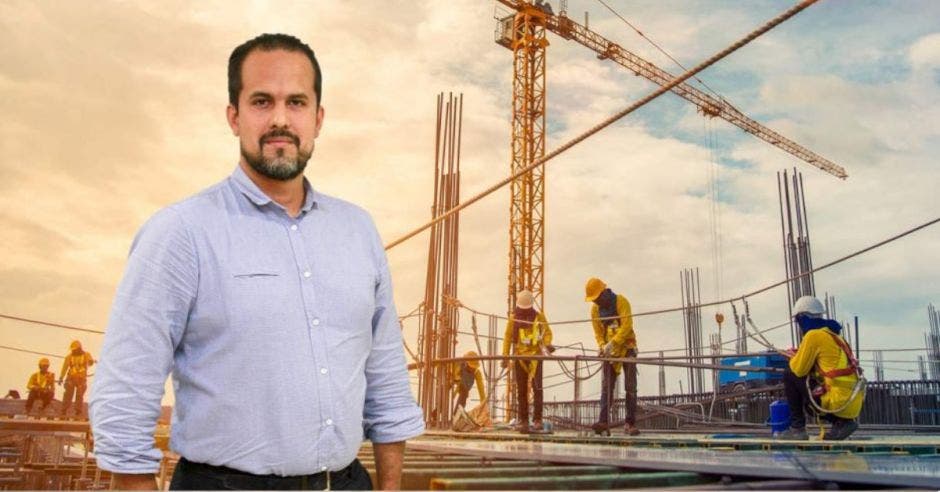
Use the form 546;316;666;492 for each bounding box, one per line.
64;353;92;379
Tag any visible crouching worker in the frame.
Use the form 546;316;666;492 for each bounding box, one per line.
452;351;486;412
778;295;865;441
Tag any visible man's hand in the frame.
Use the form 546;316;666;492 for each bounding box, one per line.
373;441;406;490
599;342;613;357
784;347;797;358
113;473;157;490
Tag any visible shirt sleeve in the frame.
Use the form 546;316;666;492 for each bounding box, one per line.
611;296;635;347
789;331;822;377
89;207;197;474
362;221;425;444
591;305;605;348
502;318;515;356
539;313;553;347
474;369;486;402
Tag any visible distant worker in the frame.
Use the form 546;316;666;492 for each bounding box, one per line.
452;351;486;411
586;277;640;436
502;290;553;433
59;340;95;419
777;296;864;440
26;358;56;415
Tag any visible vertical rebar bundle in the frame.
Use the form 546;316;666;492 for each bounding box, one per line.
487;314;499;420
927;304;940;380
778;168;816;344
658;351;666;397
917;356;928;381
417;93;463;429
680;268;704;394
874;350;885;382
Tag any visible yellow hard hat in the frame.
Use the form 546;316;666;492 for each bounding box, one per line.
464;351;480;369
38;358;50;367
70;340;82;351
584;277;607;302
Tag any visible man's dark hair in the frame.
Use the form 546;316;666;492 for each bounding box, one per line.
228;33;322;108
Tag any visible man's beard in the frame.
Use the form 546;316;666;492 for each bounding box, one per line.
242;130;312;181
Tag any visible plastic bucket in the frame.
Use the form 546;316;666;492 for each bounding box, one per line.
766;399;791;434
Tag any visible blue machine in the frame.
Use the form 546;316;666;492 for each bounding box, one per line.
718;352;788;392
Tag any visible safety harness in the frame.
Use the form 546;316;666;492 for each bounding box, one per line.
806;331;866;415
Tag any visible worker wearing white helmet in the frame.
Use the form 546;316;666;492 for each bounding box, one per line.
59;340;95;419
776;295;865;441
502;290;554;433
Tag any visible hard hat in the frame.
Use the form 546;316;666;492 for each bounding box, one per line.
464;351;480;369
515;290;534;309
70;340;82;351
38;358;50;367
792;296;825;317
584;277;607;302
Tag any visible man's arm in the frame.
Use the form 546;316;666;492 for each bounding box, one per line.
112;473;157;490
88;208;196;477
611;296;635;346
373;441;405;490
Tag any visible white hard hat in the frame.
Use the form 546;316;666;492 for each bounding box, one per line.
516;290;534;309
792;296;825;317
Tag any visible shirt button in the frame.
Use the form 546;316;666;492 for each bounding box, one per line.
303;271;311;278
312;318;321;326
320;367;328;375
325;418;333;426
290;224;298;231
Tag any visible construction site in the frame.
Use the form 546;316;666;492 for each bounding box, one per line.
2;0;940;489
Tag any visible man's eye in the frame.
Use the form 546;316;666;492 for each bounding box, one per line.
288;99;306;107
252;99;270;107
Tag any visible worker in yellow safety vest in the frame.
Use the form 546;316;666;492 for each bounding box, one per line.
59;340;95;419
452;351;486;412
26;358;56;415
776;295;865;441
502;290;553;433
586;277;640;436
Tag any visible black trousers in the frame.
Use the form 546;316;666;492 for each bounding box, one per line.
514;360;543;423
169;457;372;490
783;368;849;428
598;349;638;425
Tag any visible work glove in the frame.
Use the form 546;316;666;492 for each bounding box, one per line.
600;342;613;357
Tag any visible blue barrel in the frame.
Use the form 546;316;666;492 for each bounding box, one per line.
767;400;791;434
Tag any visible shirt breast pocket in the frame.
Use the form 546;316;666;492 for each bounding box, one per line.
227;267;287;328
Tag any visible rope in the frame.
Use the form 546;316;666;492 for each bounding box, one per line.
384;0;821;251
444;214;940;324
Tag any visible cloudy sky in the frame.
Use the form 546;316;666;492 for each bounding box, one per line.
1;0;938;406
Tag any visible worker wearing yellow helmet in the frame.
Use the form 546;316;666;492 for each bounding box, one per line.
585;277;640;436
25;358;56;416
776;296;865;441
452;351;486;412
59;340;96;419
502;290;554;433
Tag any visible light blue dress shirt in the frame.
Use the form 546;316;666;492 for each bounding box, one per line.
89;166;424;475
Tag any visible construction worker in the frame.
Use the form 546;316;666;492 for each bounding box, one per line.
452;351;486;412
59;340;95;419
501;290;553;433
586;277;640;436
25;358;56;415
777;295;865;440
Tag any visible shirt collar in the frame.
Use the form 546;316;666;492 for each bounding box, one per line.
230;165;319;213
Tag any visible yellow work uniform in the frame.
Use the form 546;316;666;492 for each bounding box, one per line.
789;328;864;419
591;294;636;375
502;312;553;376
452;364;486;402
28;371;55;392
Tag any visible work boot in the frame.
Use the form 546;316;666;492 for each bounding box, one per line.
624;423;640;436
591;422;610;437
774;427;808;440
514;422;530;434
823;420;858;441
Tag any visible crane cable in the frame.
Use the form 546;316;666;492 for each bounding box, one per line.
384;0;823;251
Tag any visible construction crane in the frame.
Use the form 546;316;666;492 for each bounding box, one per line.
494;0;847;311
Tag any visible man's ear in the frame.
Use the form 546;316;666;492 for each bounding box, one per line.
226;104;240;136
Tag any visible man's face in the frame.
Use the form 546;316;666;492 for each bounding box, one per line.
227;49;325;181
39;364;49;373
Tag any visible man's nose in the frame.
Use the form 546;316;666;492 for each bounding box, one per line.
271;101;289;128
